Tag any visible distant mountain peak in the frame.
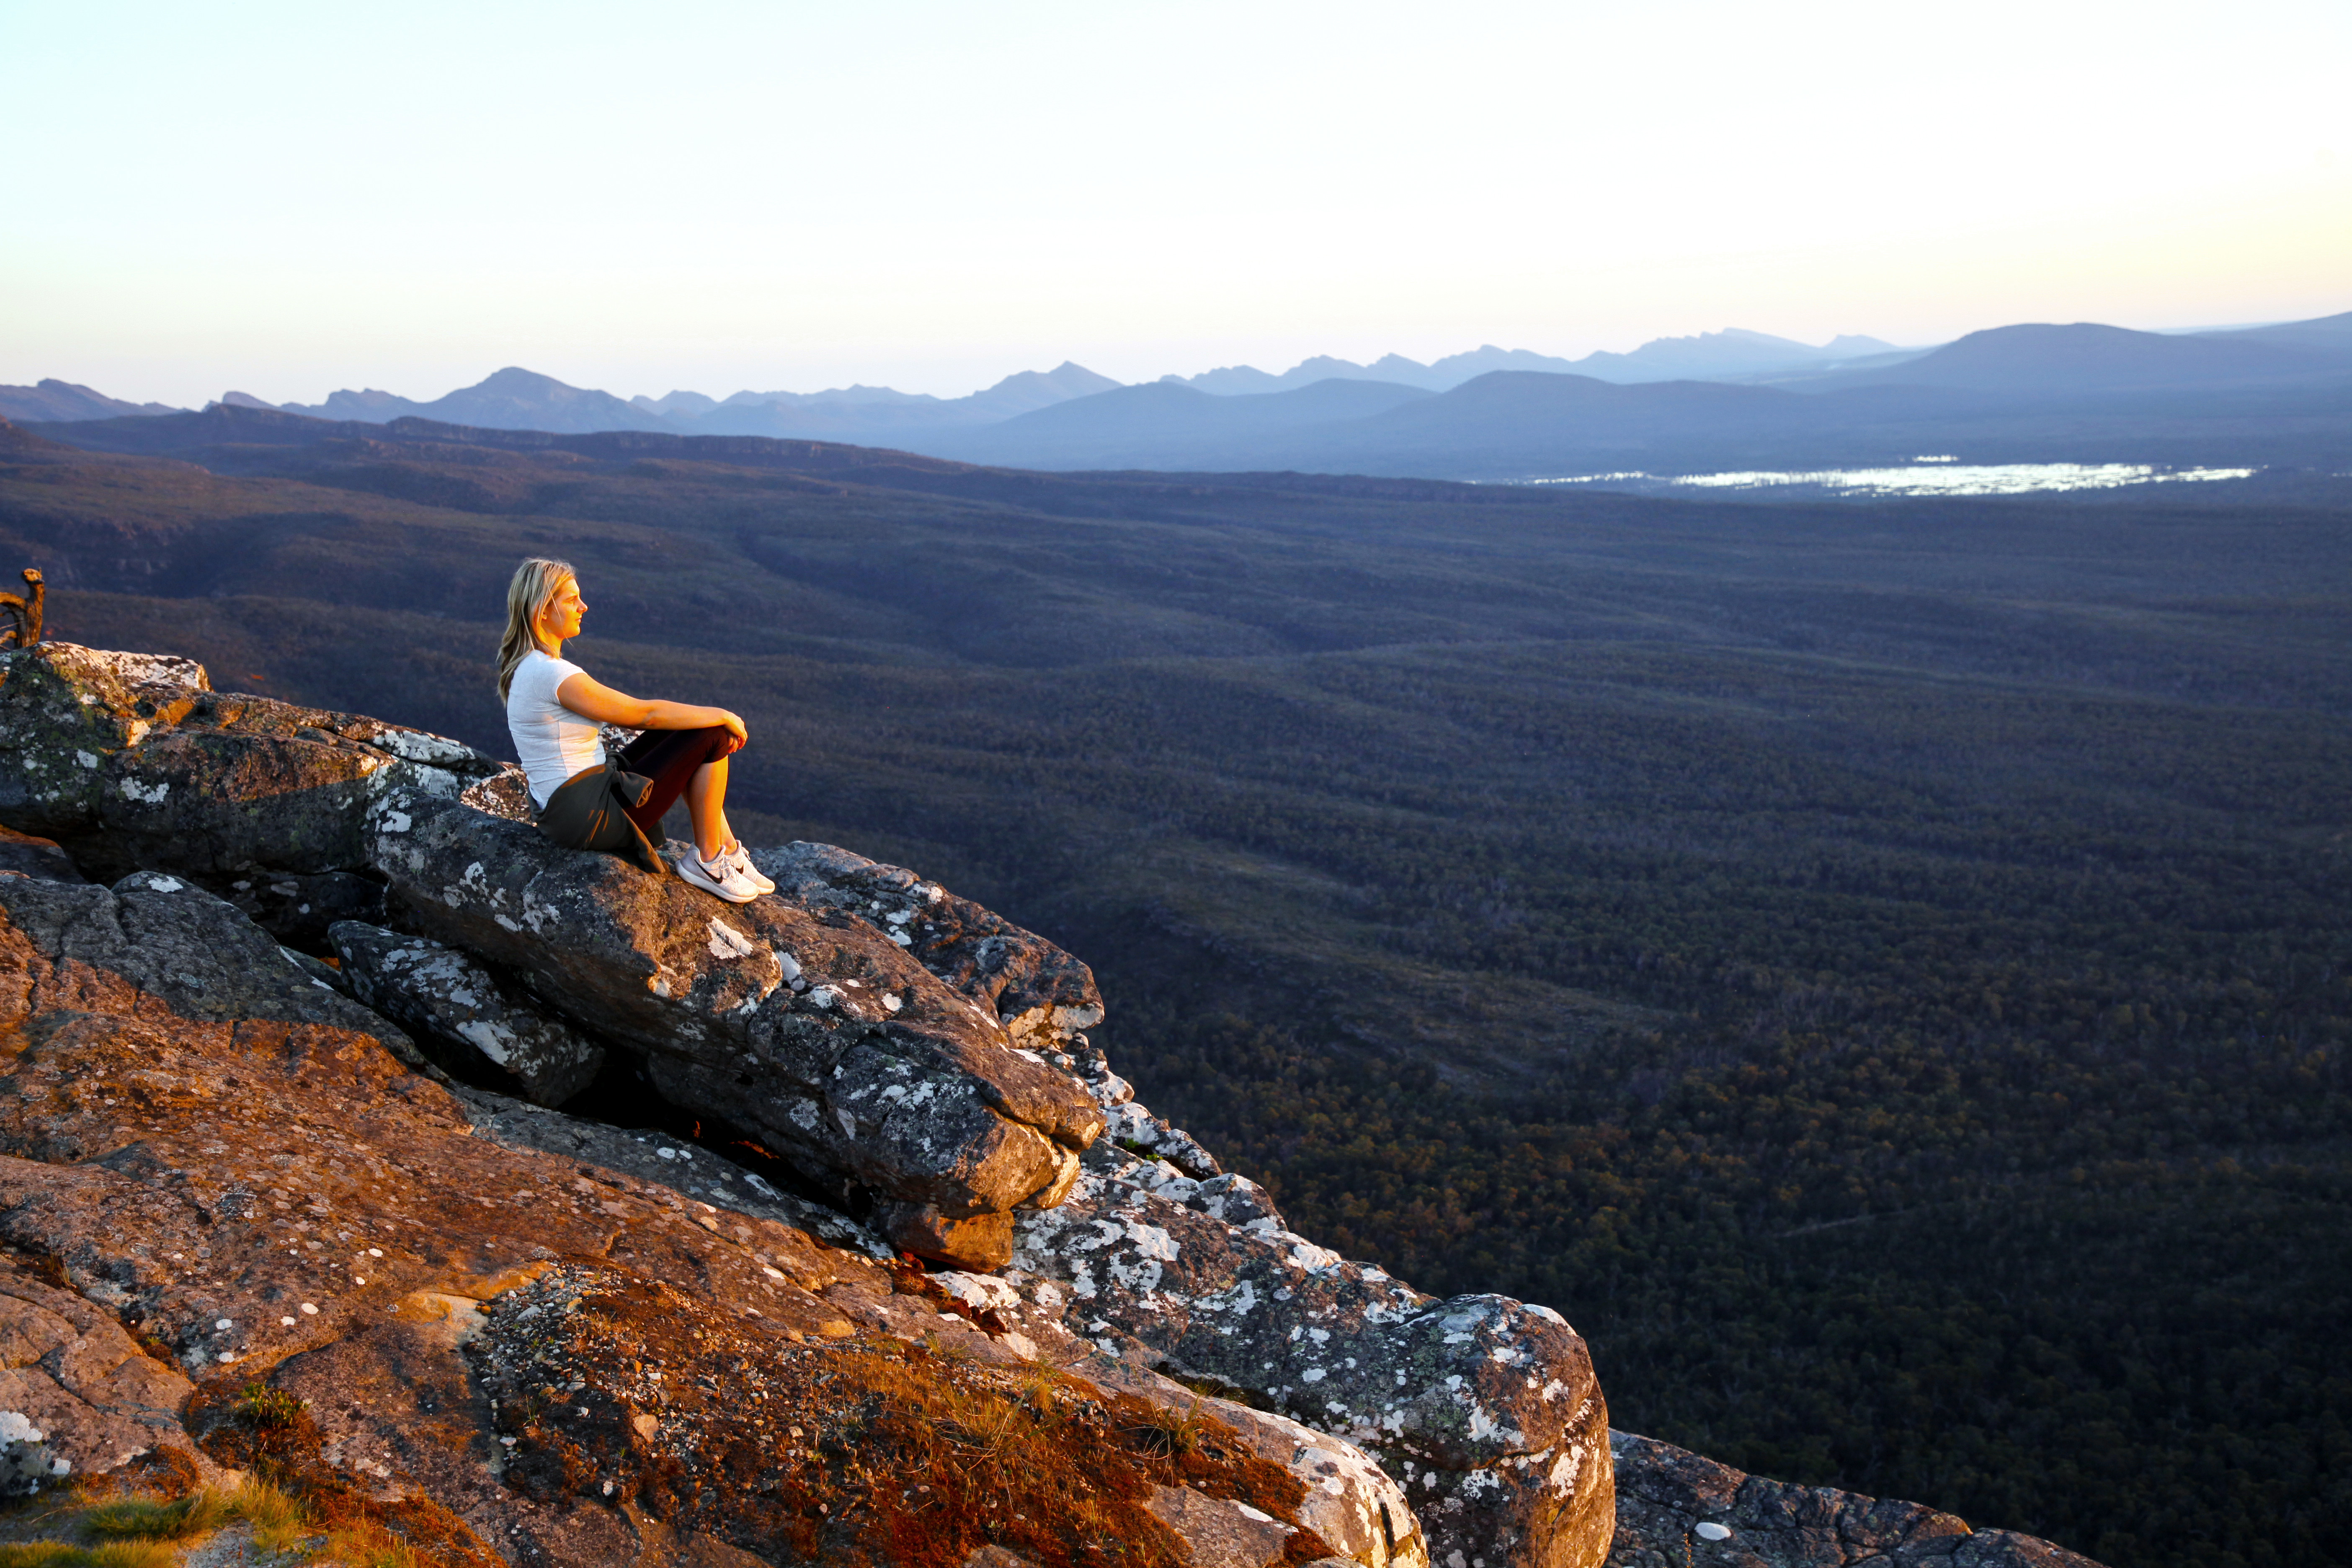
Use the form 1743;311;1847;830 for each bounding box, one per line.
0;379;186;423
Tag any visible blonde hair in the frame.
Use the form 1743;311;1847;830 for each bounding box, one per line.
496;557;578;700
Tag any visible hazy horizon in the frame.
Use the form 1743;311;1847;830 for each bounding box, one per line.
16;307;2351;414
5;0;2347;407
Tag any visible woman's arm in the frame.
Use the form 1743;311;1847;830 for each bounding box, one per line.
555;671;747;747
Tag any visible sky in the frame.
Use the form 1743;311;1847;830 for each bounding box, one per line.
3;0;2347;406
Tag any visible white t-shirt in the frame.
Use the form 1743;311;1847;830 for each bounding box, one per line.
505;650;606;807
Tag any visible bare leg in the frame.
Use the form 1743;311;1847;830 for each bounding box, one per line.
686;757;735;861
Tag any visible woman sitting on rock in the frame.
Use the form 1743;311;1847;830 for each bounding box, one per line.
497;556;771;903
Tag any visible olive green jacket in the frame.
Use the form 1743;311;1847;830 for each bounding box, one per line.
534;764;666;876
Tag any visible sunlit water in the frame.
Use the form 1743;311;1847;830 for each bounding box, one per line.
1519;461;2260;498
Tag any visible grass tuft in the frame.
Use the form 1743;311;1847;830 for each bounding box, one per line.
316;1521;435;1568
0;1542;179;1567
1120;1398;1208;1461
79;1488;225;1540
229;1477;310;1553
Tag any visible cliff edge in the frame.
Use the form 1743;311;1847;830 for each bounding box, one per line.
0;638;2103;1568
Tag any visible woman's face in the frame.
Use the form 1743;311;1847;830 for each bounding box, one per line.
537;576;586;643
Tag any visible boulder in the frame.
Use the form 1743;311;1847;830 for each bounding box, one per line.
1004;1107;1613;1568
0;642;211;850
330;921;605;1106
0;640;517;918
366;785;1105;1269
1605;1431;2104;1568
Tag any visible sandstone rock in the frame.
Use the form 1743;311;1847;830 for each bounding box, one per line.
366;788;1105;1268
0;1265;209;1490
1605;1431;2105;1568
0;869;432;1073
466;1259;1389;1566
1147;1481;1301;1565
1101;1094;1225;1180
2;644;1116;1269
1006;1133;1612;1568
454;1084;892;1262
330;921;605;1106
965;1548;1039;1568
910;1266;1427;1568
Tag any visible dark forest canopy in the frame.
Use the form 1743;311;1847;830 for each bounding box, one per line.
5;413;2349;1568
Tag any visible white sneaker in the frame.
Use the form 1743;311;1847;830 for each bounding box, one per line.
676;847;759;903
723;843;776;895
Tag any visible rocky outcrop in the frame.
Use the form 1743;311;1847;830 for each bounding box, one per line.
748;842;1106;1048
0;866;1416;1565
0;642;1109;1271
1605;1432;2102;1568
365;787;1104;1268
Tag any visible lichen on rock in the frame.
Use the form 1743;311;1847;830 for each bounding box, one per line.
331;920;605;1106
1004;1127;1614;1568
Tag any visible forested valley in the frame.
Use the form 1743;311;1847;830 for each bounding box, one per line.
5;410;2348;1568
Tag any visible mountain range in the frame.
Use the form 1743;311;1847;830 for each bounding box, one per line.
914;317;2352;476
8;311;2349;483
1;325;1913;437
1163;329;1907;395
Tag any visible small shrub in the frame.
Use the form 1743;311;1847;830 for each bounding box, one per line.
233;1384;307;1432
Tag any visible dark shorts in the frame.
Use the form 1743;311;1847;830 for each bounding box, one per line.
613;725;739;840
